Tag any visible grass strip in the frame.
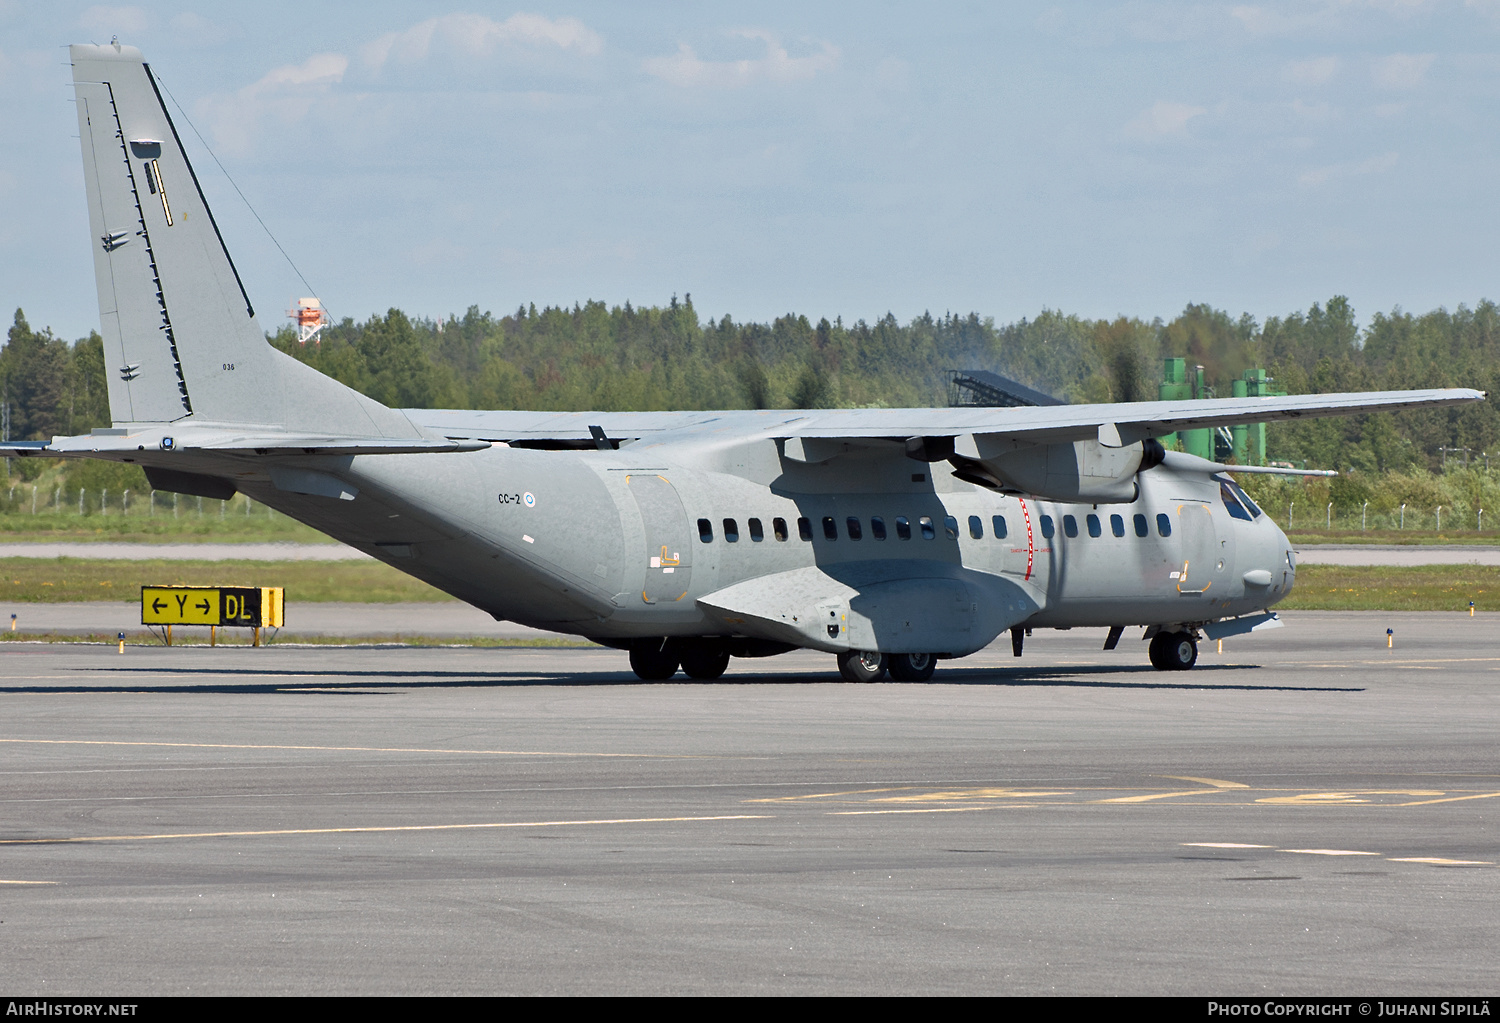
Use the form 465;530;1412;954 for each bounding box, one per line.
1278;564;1499;611
1286;529;1500;546
0;631;595;648
0;558;452;603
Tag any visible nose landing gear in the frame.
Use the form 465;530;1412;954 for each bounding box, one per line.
1148;630;1198;671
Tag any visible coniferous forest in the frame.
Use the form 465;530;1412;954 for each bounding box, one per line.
3;295;1499;529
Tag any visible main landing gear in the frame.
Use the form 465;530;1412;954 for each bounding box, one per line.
836;650;938;683
1148;630;1198;671
628;643;732;680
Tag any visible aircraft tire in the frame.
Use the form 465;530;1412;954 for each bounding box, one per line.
1150;631;1198;671
837;649;888;683
680;647;731;680
629;646;680;680
888;652;937;682
1147;633;1169;670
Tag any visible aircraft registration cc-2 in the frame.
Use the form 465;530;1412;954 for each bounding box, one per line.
5;42;1483;681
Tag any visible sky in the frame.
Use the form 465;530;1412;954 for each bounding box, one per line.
2;1;1499;342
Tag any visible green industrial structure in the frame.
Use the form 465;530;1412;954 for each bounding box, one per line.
1159;358;1284;466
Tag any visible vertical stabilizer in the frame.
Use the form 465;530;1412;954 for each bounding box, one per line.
70;43;421;440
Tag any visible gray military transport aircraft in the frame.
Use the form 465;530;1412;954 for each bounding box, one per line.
6;42;1484;681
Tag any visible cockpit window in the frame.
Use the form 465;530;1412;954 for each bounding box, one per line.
1219;481;1253;521
1215;474;1263;520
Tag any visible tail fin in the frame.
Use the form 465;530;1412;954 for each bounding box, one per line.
70;43;417;440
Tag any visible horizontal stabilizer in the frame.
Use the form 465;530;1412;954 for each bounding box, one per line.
1;425;489;460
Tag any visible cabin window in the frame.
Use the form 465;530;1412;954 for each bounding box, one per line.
969;515;984;539
1063;515;1078;538
846;516;863;540
1040;515;1054;539
871;516;887;540
698;518;714;543
1110;514;1125;538
944;516;959;539
797;517;813;541
748;518;765;542
992;515;1008;539
1133;513;1149;538
1156;513;1172;537
823;516;839;540
1086;514;1102;538
773;517;789;541
723;518;739;542
896;516;912;540
919;516;936;540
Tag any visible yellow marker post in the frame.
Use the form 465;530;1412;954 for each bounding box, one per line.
1470;601;1476;617
117;632;125;654
1387;628;1394;649
9;614;14;631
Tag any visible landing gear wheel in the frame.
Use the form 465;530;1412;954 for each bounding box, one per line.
1149;631;1197;671
679;647;730;680
888;652;936;682
629;646;680;680
837;649;888;683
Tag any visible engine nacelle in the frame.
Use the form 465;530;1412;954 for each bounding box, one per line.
943;435;1163;503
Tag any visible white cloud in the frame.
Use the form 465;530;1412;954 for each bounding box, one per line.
200;52;349;155
1284;56;1339;85
1299;150;1398;186
246;52;349;94
643;31;839;88
1124;100;1207;139
362;13;603;69
1372;52;1434;88
78;5;148;37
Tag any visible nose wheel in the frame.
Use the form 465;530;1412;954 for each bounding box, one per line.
1148;631;1198;671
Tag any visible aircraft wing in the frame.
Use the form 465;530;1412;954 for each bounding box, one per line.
405;387;1483;447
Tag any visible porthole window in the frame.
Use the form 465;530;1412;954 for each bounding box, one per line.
896;516;912;540
797;517;813;541
1063;515;1078;538
992;515;1008;539
748;518;764;542
823;516;838;540
698;518;714;543
871;516;887;540
846;516;863;540
773;517;789;541
1086;514;1101;538
919;516;936;540
1040;515;1054;539
1133;513;1149;538
723;518;739;542
1111;514;1125;538
1156;513;1172;537
944;516;959;539
969;515;984;539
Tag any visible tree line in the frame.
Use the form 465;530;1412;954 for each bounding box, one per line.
4;294;1498;489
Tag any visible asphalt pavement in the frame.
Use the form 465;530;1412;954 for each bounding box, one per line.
0;611;1495;995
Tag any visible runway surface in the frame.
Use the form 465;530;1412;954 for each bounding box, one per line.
0;611;1496;995
4;541;1500;564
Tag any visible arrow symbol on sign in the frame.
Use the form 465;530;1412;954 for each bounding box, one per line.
152;599;166;613
196;599;210;613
